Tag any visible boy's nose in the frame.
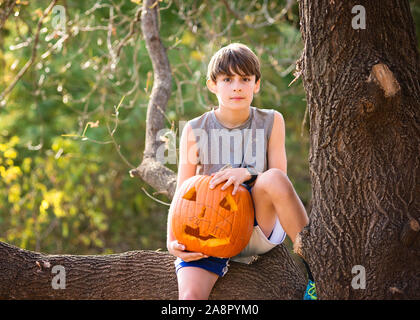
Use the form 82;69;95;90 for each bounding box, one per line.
232;82;242;91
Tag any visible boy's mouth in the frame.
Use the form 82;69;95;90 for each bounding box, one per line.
230;97;245;100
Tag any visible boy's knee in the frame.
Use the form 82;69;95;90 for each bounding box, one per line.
256;168;293;197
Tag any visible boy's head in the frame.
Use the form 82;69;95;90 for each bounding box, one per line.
206;43;261;110
206;43;261;83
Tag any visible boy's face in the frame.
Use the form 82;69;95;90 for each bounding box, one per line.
206;72;260;110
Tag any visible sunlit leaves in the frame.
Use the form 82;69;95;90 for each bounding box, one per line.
0;134;114;253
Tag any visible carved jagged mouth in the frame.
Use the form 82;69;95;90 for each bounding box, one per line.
184;225;216;241
183;225;231;247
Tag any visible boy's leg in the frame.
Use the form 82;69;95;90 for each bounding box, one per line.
177;266;219;300
248;170;316;300
250;168;316;300
250;168;309;243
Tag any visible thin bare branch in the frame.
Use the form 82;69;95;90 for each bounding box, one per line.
0;0;17;30
0;0;58;104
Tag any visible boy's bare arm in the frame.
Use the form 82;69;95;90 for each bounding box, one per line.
167;122;198;244
176;122;199;189
267;111;287;174
167;122;209;262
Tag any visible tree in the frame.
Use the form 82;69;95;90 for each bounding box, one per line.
294;0;420;299
0;0;419;300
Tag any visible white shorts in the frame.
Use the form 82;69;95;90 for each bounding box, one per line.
231;217;287;264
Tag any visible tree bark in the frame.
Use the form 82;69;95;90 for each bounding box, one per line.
0;241;305;299
295;0;420;299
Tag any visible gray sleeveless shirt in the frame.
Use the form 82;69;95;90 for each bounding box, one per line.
188;106;275;175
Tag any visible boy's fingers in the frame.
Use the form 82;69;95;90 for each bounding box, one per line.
171;241;185;251
209;178;221;189
210;172;230;188
232;183;238;195
221;177;235;190
221;182;230;190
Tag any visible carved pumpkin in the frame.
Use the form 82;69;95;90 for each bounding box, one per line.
169;175;254;258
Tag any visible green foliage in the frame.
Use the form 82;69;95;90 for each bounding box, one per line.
0;134;166;253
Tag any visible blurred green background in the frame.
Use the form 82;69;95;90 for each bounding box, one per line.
0;0;419;255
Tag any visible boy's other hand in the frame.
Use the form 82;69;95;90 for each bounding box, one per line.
167;240;208;261
209;168;251;195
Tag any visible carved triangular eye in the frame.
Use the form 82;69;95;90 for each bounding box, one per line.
219;193;238;211
182;186;197;201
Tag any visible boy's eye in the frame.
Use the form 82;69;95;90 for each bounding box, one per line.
243;78;250;82
223;78;231;82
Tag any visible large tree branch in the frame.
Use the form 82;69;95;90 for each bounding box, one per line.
0;241;306;299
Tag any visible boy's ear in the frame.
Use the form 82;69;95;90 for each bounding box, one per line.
206;79;217;94
253;78;261;94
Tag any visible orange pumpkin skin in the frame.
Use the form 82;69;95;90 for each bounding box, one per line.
169;175;254;258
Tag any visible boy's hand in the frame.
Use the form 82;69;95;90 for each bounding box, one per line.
209;167;251;195
167;240;208;262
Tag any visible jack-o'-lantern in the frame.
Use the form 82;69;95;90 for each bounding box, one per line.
169;175;254;258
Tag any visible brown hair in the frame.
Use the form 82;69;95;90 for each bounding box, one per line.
207;43;261;82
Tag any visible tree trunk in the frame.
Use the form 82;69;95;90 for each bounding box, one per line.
295;0;420;299
0;241;305;299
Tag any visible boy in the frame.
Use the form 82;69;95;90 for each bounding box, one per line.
167;43;316;300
